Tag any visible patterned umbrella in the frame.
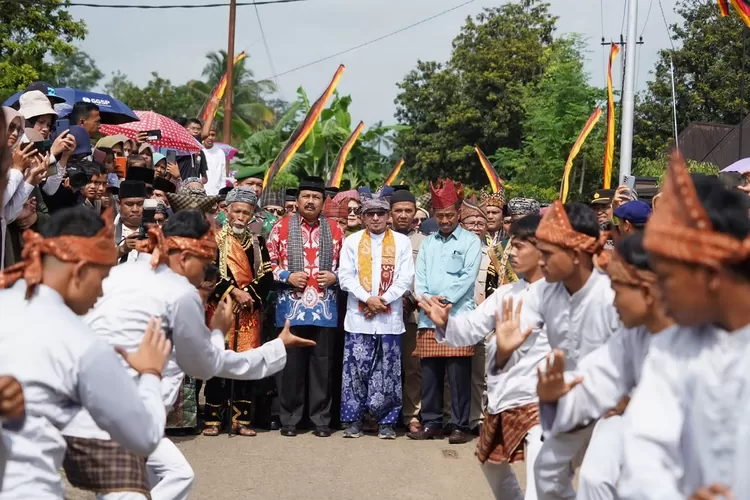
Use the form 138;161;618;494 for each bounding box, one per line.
99;110;201;153
215;142;239;160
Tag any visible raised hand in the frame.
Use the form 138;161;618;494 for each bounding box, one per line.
116;318;172;377
278;320;316;348
417;295;452;329
210;295;235;334
689;484;734;500
536;350;583;403
0;376;25;420
495;297;533;361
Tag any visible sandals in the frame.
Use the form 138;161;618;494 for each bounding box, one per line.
232;423;257;437
407;421;423;434
202;425;220;437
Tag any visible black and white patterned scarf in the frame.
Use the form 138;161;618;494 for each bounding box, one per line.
287;213;333;273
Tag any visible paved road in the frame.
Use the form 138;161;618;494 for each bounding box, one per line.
66;430;527;499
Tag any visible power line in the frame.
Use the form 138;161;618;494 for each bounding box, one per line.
620;0;628;36
640;0;654;38
265;0;479;79
253;1;282;93
11;0;305;9
658;0;676;51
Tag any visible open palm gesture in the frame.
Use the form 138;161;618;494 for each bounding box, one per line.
495;297;533;361
536;350;583;403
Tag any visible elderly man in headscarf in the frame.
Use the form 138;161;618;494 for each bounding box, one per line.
337;195;414;439
203;187;274;437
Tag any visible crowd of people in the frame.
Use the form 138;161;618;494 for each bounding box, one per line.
1;81;750;500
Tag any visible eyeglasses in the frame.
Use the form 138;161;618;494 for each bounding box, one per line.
268;207;286;216
348;206;361;215
611;215;621;227
463;221;487;229
364;210;387;218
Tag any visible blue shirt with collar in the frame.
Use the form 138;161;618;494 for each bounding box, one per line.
415;225;482;329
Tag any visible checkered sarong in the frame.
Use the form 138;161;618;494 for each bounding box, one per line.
476;403;539;465
63;436;151;498
413;329;474;358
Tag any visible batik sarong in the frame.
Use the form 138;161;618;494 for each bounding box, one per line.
340;333;402;425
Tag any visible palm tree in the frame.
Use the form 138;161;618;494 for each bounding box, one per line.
188;50;277;143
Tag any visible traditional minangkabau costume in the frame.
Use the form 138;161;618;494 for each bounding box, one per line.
620;153;750;499
412;179;482;436
204;187;274;434
234;166;278;239
337;196;415;433
0;207;166;499
484;197;540;296
527;200;623;500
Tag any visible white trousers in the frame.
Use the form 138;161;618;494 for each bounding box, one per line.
147;437;194;500
577;416;623;500
533;423;594;500
98;438;193;500
481;424;543;500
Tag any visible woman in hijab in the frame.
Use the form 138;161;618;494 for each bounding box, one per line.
3;107;24;149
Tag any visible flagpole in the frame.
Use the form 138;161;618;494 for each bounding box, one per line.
618;0;638;183
740;26;747;161
223;0;237;144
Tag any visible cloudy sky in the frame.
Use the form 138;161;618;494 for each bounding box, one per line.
75;0;680;127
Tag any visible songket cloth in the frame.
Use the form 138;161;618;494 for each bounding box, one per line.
166;376;198;429
477;403;540;465
414;329;474;358
63;437;150;498
340;333;403;425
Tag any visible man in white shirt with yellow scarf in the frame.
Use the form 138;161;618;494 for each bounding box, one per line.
338;195;414;440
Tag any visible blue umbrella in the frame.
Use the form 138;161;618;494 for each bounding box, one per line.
3;87;139;125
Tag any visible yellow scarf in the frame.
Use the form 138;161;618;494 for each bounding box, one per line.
358;229;396;311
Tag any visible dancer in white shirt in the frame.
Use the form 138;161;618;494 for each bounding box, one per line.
338;196;414;440
420;213;547;500
63;209;314;500
0;206;171;499
536;232;673;500
619;154;750;500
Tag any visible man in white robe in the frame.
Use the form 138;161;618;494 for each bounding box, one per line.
536;233;673;500
0;206;170;499
619;154;750;500
63;209;314;500
524;201;622;500
420;213;548;500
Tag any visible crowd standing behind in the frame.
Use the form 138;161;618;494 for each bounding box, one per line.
1;82;750;500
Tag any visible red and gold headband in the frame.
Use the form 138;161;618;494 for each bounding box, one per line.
535;200;606;254
0;208;118;298
643;151;750;269
604;250;657;287
136;225;218;269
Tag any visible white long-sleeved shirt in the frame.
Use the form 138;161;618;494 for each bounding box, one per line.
203;145;226;195
339;229;414;335
436;279;550;414
539;326;653;436
619;324;750;500
0;281;165;499
524;270;621;371
63;253;287;441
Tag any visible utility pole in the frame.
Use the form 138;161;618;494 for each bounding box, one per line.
740;26;747;161
223;0;237;144
618;0;638;184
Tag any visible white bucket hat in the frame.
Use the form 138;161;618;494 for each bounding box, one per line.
18;90;58;120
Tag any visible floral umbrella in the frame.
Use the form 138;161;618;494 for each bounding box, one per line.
99;110;201;153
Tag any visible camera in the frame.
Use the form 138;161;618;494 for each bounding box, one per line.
139;199;159;240
66;165;92;190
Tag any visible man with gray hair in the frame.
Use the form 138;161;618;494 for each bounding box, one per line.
203;187;275;437
337;195;414;439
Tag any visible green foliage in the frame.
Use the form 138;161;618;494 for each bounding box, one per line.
104;72;202;118
394;1;558;185
634;0;749;159
633;155;720;184
52;47;103;90
0;0;87;99
270;170;298;191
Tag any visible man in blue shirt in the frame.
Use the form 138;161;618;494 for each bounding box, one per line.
408;179;481;444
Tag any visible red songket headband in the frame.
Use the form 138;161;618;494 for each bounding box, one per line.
643;151;750;269
0;208;118;299
535;200;606;254
135;225;218;269
604;250;657;287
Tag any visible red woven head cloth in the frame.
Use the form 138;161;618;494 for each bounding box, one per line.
430;178;463;210
643;150;750;269
536;200;605;254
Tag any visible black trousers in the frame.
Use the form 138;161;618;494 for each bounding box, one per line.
420;356;472;431
203;377;253;426
278;326;335;428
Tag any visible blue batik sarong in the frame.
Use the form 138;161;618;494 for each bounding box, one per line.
340;333;403;425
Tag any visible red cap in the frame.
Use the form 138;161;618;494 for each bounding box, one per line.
430;179;462;210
